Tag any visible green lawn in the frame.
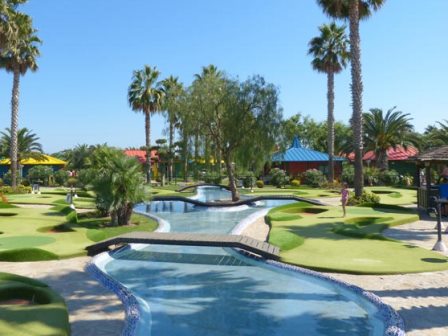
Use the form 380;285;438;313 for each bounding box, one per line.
0;272;69;336
0;203;158;261
267;202;448;274
365;186;417;205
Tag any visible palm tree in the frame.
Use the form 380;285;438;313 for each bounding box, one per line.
0;0;26;51
0;12;41;189
128;65;164;183
160;75;184;182
363;107;415;170
308;22;349;182
316;0;386;196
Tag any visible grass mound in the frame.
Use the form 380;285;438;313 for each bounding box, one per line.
269;229;304;250
0;272;69;336
345;216;393;226
0;248;59;261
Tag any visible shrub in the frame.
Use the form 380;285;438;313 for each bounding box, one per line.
256;180;264;188
364;167;380;186
0;178;3;186
203;173;222;184
53;169;69;186
400;174;414;186
27;166;54;186
0;185;31;194
242;173;255;188
269;168;289;188
302;169;327;187
378;169;400;186
341;163;354;186
290;179;301;187
21;179;30;187
347;190;380;206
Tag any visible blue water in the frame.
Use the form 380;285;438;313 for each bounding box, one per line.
100;187;385;335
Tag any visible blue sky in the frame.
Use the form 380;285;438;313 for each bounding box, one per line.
0;0;446;153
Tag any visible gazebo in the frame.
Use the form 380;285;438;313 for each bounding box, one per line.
415;145;448;209
272;136;345;178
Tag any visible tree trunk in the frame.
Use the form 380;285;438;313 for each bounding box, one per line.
349;0;364;197
327;71;335;183
376;150;388;170
10;68;20;190
145;109;151;184
117;203;133;226
224;152;239;201
194;132;199;181
168;120;174;182
181;128;189;182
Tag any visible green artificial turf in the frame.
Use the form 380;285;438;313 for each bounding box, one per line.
0;205;158;260
0;272;69;336
268;202;448;274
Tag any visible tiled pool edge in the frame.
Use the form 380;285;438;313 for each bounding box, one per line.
232;210;406;336
87;204;406;336
85;210;169;336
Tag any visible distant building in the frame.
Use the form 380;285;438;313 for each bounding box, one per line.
0;154;67;178
347;145;419;176
272;136;345;178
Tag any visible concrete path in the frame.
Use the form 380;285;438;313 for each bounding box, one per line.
0;257;124;336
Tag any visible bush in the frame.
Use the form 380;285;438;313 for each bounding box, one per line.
21;179;30;187
302;169;327;187
256;180;264;188
53;169;69;186
341;163;354;186
27;166;54;186
0;185;31;194
242;174;255;188
364;167;380;186
269;168;289;188
290;179;301;187
203;173;222;184
378;169;400;186
400;174;414;186
347;190;380;206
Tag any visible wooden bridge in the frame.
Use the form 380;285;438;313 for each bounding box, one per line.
86;231;280;260
151;194;324;207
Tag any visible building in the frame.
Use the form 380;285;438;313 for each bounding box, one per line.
347;145;418;176
0;155;67;178
272;136;345;178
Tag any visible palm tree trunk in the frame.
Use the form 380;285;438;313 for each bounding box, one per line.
168;120;174;182
224;152;239;202
349;0;364;197
145;109;151;184
327;71;335;183
377;150;388;171
10;68;20;189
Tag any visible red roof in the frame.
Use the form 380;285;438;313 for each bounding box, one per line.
124;150;158;163
347;145;418;161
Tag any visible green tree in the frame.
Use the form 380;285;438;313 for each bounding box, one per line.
0;11;40;189
363;107;415;170
160;75;184;182
128;65;164;183
194;74;282;201
27;165;53;185
0;0;27;52
0;127;45;163
87;147;145;226
308;22;349;182
317;0;387;196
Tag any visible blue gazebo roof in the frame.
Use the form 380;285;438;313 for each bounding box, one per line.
272;136;345;162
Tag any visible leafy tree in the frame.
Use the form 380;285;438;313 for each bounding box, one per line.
363;107;415;170
0;127;45;164
194;73;282;201
317;0;387;196
308;22;349;182
86;147;145;226
160;75;184;182
128;65;164;183
27;165;53;185
423;120;448;147
0;11;41;189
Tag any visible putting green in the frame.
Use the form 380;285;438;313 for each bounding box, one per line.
268;202;448;274
0;236;55;249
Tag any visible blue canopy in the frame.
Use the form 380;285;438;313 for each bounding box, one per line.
272;136;345;162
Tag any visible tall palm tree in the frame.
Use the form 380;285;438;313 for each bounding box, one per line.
363;107;415;170
0;0;26;51
128;65;164;183
0;127;44;161
308;22;349;182
316;0;386;196
0;12;41;189
160;75;184;182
